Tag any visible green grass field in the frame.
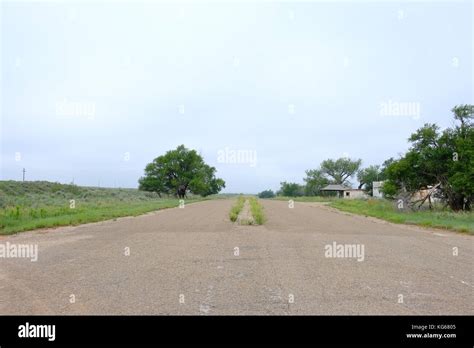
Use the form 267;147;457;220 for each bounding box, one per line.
329;199;474;234
0;181;208;235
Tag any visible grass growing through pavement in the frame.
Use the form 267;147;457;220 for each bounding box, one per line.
249;197;265;225
229;195;246;222
329;199;474;234
0;181;208;235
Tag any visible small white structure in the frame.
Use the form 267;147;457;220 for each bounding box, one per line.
343;189;368;199
372;181;385;198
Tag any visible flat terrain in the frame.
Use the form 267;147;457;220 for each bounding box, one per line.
0;199;472;315
0;180;208;234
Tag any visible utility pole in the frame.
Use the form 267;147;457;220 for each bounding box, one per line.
22;168;26;182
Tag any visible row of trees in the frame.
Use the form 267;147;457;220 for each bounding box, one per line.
263;105;473;211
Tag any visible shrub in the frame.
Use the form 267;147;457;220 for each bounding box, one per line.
258;190;275;199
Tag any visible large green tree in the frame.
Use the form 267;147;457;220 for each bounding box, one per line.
139;145;225;198
320;158;362;185
382;105;473;211
301;157;361;195
304;169;330;195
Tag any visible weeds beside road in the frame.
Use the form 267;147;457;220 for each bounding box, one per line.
329;199;474;234
272;196;473;234
0;181;208;235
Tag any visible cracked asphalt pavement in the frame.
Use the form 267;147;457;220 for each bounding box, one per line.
0;199;472;315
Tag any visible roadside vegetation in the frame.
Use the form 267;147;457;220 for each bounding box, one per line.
271;195;473;233
329;199;473;234
229;195;246;222
0;181;207;235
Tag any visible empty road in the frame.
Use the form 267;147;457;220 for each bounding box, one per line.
0;199;472;315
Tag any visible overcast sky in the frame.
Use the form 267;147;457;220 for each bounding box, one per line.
1;0;472;193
